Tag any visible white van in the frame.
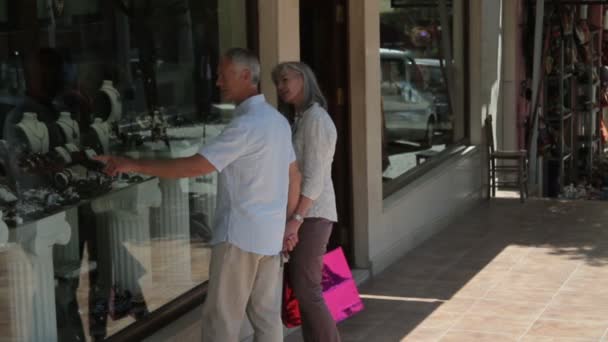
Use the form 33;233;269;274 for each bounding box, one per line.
380;48;441;146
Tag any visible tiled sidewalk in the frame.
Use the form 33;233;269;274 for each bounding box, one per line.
286;199;608;341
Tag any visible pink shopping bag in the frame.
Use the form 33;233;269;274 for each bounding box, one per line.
322;247;364;322
282;247;364;327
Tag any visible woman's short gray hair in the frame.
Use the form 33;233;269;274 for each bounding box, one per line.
224;48;261;85
271;61;327;111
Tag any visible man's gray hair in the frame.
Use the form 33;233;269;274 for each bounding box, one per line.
224;48;261;85
271;61;327;110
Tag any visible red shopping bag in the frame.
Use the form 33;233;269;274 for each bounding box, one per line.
281;247;364;327
281;268;301;328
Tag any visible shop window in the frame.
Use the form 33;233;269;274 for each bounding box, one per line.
0;0;252;340
0;2;6;24
380;0;468;196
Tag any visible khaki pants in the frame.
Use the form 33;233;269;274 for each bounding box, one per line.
201;242;282;342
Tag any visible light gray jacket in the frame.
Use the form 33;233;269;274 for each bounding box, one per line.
293;102;338;222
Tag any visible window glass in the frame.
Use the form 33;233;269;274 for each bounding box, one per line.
0;1;251;340
380;0;466;191
0;1;6;23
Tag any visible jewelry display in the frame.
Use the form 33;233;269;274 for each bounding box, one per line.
65;143;79;153
1;206;22;226
81;150;106;172
56;112;81;145
74;175;113;199
90;118;111;154
14;201;44;219
18;153;48;173
100;80;123;123
0;185;18;204
18;151;64;174
84;148;98;159
54;146;72;164
20;187;79;215
0;185;81;226
53;169;74;191
50;145;105;173
16;112;50;153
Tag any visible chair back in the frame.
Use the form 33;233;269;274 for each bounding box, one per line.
485;114;495;155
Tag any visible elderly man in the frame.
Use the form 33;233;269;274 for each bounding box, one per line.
96;48;301;342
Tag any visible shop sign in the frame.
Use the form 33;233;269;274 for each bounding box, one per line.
391;0;452;8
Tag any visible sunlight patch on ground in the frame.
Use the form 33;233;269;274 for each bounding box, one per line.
360;294;446;303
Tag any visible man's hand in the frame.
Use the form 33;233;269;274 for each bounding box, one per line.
282;219;301;253
94;155;137;176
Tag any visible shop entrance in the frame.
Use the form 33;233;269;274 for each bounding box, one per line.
299;0;353;262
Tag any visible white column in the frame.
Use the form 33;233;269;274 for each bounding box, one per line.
91;179;161;293
348;0;382;269
258;0;300;105
7;212;71;342
190;173;217;241
52;208;81;278
141;143;198;285
5;247;33;341
469;0;505;193
150;178;192;284
0;212;7;248
499;0;519;151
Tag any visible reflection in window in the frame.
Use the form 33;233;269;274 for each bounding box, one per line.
0;1;251;341
380;0;465;191
0;1;6;23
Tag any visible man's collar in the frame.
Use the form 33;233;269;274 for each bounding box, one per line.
234;94;265;117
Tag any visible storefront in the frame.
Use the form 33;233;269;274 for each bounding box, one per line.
354;0;479;274
0;0;501;341
0;1;256;341
496;0;608;200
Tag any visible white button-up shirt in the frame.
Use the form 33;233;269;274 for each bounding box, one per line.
199;94;295;255
293;102;338;222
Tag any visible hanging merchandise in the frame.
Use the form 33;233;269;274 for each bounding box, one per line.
563;7;577;66
603;9;608;66
575;5;591;64
536;0;580;196
601;66;608;108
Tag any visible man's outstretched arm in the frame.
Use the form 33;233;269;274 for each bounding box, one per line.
95;154;217;179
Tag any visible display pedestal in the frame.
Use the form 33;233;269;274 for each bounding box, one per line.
190;173;217;240
91;179;161;293
6;212;71;342
128;141;198;285
150;177;192;284
0;212;7;248
53;208;80;277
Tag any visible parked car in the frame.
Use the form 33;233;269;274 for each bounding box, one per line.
413;57;450;124
380;48;443;146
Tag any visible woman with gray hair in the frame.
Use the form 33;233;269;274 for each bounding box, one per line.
273;62;341;342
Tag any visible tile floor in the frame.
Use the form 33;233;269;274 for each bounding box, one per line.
286;198;608;342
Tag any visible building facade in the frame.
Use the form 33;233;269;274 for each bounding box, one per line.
0;0;512;341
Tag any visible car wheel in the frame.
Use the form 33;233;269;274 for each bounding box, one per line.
423;118;435;147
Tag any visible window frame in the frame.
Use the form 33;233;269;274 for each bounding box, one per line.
381;0;470;199
105;2;260;340
0;1;260;340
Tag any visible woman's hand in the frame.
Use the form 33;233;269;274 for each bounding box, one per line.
282;219;301;252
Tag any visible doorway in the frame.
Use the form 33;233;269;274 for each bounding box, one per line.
299;0;353;262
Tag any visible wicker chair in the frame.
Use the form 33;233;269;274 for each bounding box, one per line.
485;115;528;202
